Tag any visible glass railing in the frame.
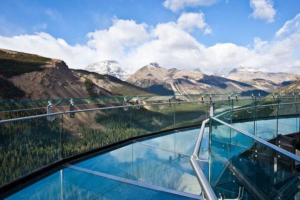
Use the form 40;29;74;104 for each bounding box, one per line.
0;100;210;187
0;93;261;120
2;93;300;199
214;97;300;140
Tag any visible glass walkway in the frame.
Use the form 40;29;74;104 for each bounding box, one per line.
6;128;206;199
1;94;300;199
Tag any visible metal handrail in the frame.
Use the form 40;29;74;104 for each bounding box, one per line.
215;101;300;119
190;157;218;200
211;116;300;162
190;118;218;200
0;101;210;124
193;119;209;157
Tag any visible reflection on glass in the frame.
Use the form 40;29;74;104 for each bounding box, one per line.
210;118;300;199
6;168;193;200
73;142;201;195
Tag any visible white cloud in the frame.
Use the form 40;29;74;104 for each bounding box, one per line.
177;12;208;33
0;14;300;74
87;19;150;60
204;26;212;35
163;0;219;12
33;23;47;31
45;9;63;22
276;14;300;37
0;32;97;68
250;0;276;23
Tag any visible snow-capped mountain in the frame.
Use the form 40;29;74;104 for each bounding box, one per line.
213;68;232;77
228;66;257;74
85;60;132;80
226;66;300;84
127;63;261;95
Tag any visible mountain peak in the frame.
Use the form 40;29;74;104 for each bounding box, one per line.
149;62;161;68
169;68;178;72
214;68;231;77
229;66;257;74
193;68;202;72
85;61;132;80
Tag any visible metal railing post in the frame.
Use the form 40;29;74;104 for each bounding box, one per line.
70;98;75;118
276;96;279;137
47;100;55;122
210;102;214;117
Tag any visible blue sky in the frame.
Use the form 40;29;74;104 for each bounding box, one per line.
0;0;300;73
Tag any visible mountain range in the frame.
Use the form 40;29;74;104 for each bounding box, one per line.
1;48;300;102
226;66;300;91
0;49;152;101
127;63;265;96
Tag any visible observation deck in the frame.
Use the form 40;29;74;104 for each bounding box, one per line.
1;94;300;200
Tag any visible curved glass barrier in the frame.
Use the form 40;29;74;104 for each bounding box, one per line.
0;100;211;188
0;114;62;186
2;94;300;200
210;117;300;199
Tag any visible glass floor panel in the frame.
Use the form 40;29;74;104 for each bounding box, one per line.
6;168;196;200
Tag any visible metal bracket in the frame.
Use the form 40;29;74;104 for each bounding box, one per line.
169;99;172;107
123;98;128;111
224;116;231;120
228;95;231;101
70;98;75;118
209;94;212;103
135;99;140;109
270;105;275;110
47;100;55;122
235;94;238;102
220;187;244;200
178;98;181;106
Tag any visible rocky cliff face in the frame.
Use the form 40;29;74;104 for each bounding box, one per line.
9;59;90;100
0;48;112;101
73;69;154;96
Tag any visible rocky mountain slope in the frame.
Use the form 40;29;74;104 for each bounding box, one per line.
85;60;132;81
275;80;300;93
127;63;264;96
73;69;154;96
226;66;300;91
0;48;113;101
0;49;154;101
